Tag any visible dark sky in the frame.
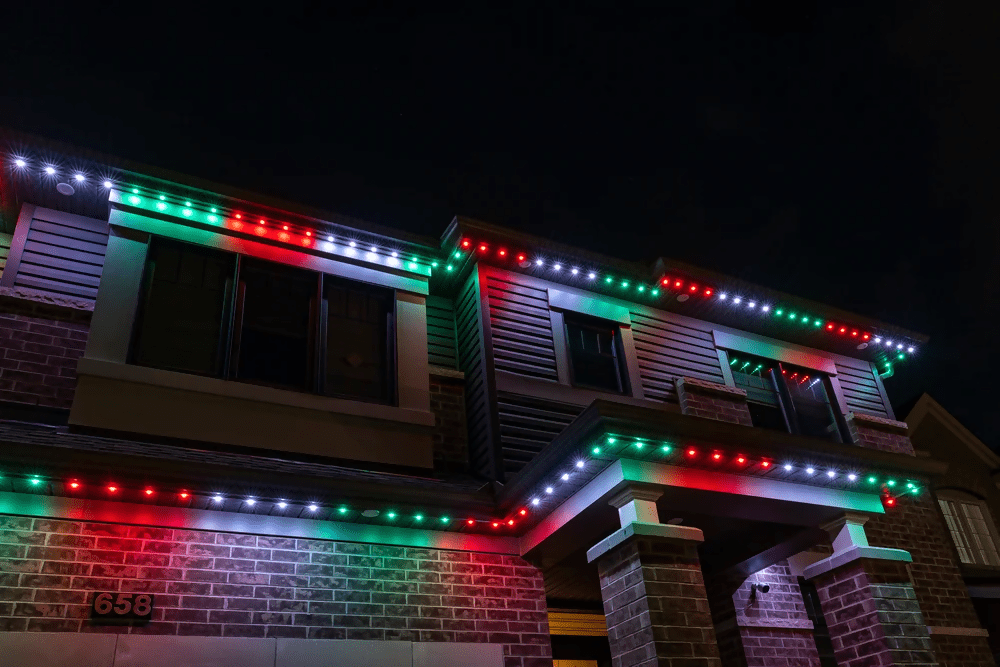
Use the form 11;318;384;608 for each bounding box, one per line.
4;2;998;447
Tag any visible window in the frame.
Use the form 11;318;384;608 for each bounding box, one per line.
729;353;845;442
132;238;396;404
939;496;1000;567
564;313;627;393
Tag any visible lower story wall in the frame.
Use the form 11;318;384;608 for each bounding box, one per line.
0;515;552;667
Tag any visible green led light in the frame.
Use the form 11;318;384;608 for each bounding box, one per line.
621;281;629;288
338;507;348;514
207;215;219;223
411;256;418;262
387;512;397;519
775;309;783;316
408;262;418;270
592;446;601;455
661;445;671;453
431;261;439;268
156;202;167;211
788;312;796;319
814;319;822;327
607;437;616;444
128;195;141;205
182;209;193;217
887;480;896;487
29;478;41;486
897;353;905;360
414;514;423;522
159;195;166;201
604;276;612;284
635;441;644;449
910;487;920;494
440;516;449;523
210;207;217;213
446;265;454;272
131;188;139;194
184;201;192;206
801;315;809;322
637;285;645;292
868;476;877;484
454;251;462;259
651;289;659;296
906;482;914;489
729;358;738;366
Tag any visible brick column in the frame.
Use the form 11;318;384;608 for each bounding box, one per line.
845;412;915;455
804;514;937;667
675;377;752;427
588;522;721;667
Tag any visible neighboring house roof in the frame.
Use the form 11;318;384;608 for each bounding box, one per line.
905;393;1000;473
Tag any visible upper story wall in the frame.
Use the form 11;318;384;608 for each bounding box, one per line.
458;262;900;481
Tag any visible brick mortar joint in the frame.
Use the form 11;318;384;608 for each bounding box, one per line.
676;377;748;400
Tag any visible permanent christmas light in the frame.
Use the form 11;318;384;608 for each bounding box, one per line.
14;159;25;167
560;473;569;481
44;166;55;175
213;495;223;502
69;481;80;489
145;488;154;496
108;485;117;492
531;498;540;506
545;486;553;494
245;498;256;506
784;464;793;471
74;174;84;182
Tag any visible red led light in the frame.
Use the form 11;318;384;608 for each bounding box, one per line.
862;333;870;341
886;498;895;506
305;231;311;237
517;254;526;262
144;488;154;496
108;485;118;493
282;225;289;231
235;214;241;219
461;239;471;248
761;461;771;468
492;522;499;528
479;244;488;252
687;448;697;457
69;481;80;489
467;519;475;525
675;280;683;288
826;323;834;330
839;327;846;334
498;249;506;257
508;519;514;526
704;288;713;296
179;492;189;499
259;219;265;224
712;453;722;461
689;284;698;292
851;330;858;337
519;509;527;516
736;456;746;464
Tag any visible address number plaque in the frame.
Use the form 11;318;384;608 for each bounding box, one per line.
91;592;154;621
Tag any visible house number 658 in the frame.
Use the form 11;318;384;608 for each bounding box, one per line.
92;592;153;618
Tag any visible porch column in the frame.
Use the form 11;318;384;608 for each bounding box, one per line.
587;486;722;667
804;512;938;667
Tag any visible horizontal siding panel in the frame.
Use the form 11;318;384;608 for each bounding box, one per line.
488;275;557;382
426;295;458;369
630;309;724;402
835;361;889;417
29;219;109;246
10;208;109;300
497;391;582;478
0;232;11;275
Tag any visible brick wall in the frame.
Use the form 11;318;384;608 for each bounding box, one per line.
812;558;936;667
706;561;820;667
864;494;995;664
0;292;91;412
676;377;753;427
846;412;915;455
0;516;552;667
429;371;469;474
597;536;721;667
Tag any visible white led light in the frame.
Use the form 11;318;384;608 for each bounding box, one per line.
213;495;223;502
748;302;756;308
827;470;836;478
848;474;857;481
308;504;318;511
535;259;543;266
531;498;540;506
327;235;334;242
732;297;742;305
783;464;793;472
44;166;55;175
74;174;85;182
391;251;398;258
588;272;596;279
897;344;903;350
762;305;770;312
576;460;585;468
806;467;815;475
277;501;287;509
103;180;112;188
885;340;893;347
719;293;727;300
553;264;562;271
907;346;914;353
349;241;357;248
561;473;569;481
545;486;553;494
14;159;25;167
571;268;579;275
245;498;256;506
874;337;882;343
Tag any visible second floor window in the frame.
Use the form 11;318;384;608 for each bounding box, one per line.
131;238;396;404
939;496;1000;567
729;354;845;442
564;313;627;394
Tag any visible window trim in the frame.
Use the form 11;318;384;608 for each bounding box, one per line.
937;491;1000;568
562;311;629;395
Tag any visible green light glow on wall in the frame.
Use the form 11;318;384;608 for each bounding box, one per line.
592;446;601;455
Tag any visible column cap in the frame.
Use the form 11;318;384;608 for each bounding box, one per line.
803;544;912;580
587;521;704;563
607;485;663;509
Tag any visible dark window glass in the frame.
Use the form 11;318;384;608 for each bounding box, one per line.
565;314;625;393
131;239;235;376
322;275;394;402
798;577;839;667
730;353;844;442
233;260;317;391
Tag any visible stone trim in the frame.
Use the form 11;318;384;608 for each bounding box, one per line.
428;365;464;379
586;521;704;563
714;616;815;632
676;376;748;400
803;544;912;580
0;285;95;313
848;411;909;435
926;626;989;637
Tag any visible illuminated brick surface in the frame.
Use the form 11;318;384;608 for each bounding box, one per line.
0;517;552;667
675;377;753;427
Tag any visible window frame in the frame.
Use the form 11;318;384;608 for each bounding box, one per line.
129;236;399;407
562;311;630;395
938;492;1000;568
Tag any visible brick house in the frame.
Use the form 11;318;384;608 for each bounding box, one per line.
0;135;994;666
904;394;1000;661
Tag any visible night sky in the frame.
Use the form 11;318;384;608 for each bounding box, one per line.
4;3;997;447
